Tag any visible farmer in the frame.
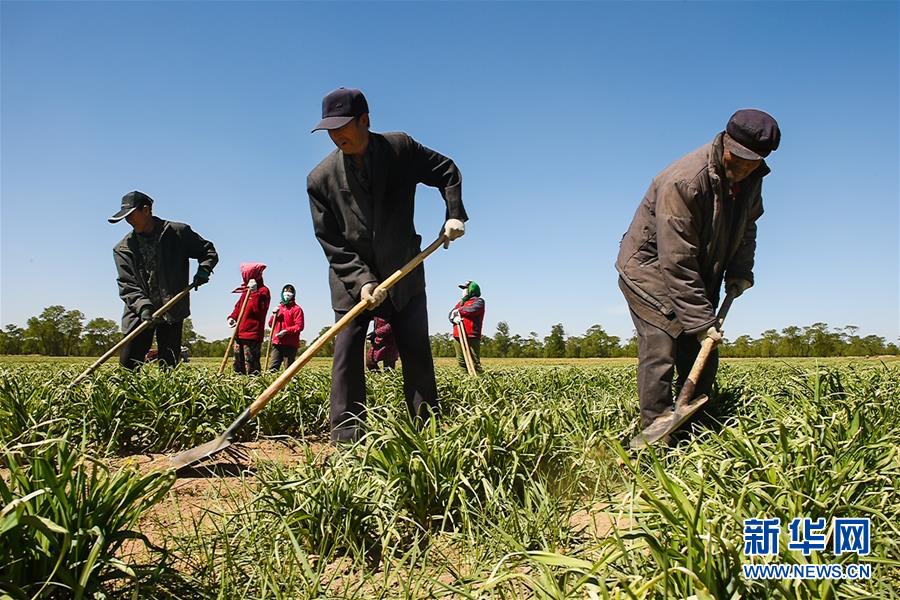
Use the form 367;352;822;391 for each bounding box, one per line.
227;263;270;375
268;283;305;371
366;317;398;371
308;87;467;443
110;190;218;369
449;280;485;373
616;109;780;440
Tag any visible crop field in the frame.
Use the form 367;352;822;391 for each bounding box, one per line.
1;359;898;599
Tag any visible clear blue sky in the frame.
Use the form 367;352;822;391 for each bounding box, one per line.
2;1;898;344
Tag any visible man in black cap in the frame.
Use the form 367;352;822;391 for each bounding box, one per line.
616;109;781;442
110;191;218;368
307;87;467;443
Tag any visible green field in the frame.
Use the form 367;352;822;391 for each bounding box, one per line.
2;359;898;598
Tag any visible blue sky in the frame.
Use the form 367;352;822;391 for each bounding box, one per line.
2;1;898;344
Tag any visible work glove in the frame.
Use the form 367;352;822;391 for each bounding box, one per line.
247;278;258;292
725;278;752;298
272;308;280;315
191;266;211;290
361;282;387;308
276;330;286;339
140;307;158;325
697;325;724;345
442;218;465;249
450;309;461;323
227;317;237;328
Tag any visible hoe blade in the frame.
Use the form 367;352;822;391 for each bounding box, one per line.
168;408;251;470
169;435;234;470
628;394;709;450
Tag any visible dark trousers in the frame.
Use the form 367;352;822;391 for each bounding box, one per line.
454;337;483;373
234;340;262;375
330;292;437;443
119;320;183;370
269;345;298;371
630;309;718;428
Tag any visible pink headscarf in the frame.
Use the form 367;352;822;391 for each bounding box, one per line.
232;262;266;293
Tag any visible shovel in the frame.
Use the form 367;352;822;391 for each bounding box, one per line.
70;286;193;388
169;235;448;470
219;288;252;375
629;291;736;449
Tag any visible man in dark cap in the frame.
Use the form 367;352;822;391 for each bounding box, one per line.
307;87;467;443
110;191;218;368
616;109;781;442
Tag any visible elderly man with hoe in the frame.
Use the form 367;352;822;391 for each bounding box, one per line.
110;191;218;369
616;109;781;445
308;87;468;444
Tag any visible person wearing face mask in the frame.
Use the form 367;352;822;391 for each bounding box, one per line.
616;109;780;443
449;280;485;374
307;87;468;444
268;283;305;371
109;191;218;369
227;262;270;375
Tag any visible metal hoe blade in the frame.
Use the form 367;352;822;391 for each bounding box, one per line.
628;394;709;450
169;408;251;470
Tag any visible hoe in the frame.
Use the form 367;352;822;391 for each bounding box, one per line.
170;235;448;470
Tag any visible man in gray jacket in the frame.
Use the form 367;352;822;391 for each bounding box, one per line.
308;87;467;443
616;109;780;435
110;191;218;368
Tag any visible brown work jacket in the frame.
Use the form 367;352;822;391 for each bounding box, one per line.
616;133;769;336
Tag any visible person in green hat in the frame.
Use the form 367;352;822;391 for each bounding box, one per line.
449;280;485;373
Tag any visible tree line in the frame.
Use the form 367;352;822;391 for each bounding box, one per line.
0;306;897;359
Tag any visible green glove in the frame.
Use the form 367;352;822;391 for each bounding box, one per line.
192;266;211;290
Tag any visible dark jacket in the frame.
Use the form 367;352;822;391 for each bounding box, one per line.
308;131;467;312
113;217;218;333
616;133;767;336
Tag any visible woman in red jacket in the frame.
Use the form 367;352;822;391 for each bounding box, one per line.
268;283;305;371
227;262;270;375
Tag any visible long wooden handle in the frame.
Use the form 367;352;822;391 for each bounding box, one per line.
70;286;193;387
457;322;477;376
264;311;280;371
220;289;252;375
248;235;447;418
676;291;736;405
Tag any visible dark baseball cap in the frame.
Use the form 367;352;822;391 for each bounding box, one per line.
109;190;153;223
724;109;781;161
311;87;369;132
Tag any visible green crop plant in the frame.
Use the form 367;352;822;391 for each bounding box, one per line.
0;437;175;599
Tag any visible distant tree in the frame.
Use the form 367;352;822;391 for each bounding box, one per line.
544;324;566;358
430;332;456;357
0;324;25;354
81;318;121;356
493;322;512;358
317;326;335;357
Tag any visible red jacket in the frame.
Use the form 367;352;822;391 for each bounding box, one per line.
452;296;485;339
269;301;305;348
229;263;270;342
367;317;398;362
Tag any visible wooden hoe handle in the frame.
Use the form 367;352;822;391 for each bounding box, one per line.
247;235;447;418
70;286;193;387
220;289;253;375
676;291;736;405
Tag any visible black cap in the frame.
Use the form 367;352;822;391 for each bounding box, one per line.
458;280;471;289
109;191;153;223
312;87;369;132
724;109;781;161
